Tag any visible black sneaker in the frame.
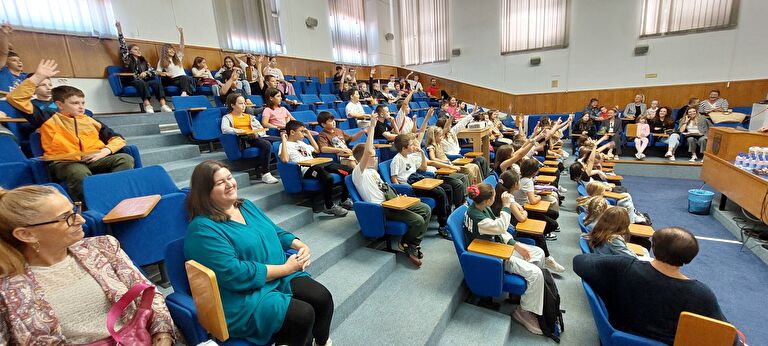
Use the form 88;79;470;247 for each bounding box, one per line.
545;233;558;241
438;227;453;240
399;242;422;267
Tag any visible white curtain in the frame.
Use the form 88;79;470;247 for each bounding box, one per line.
329;0;368;65
501;0;567;54
0;0;116;37
641;0;736;36
399;0;449;66
213;0;284;55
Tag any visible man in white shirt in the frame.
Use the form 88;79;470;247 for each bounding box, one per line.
279;120;352;216
351;113;430;266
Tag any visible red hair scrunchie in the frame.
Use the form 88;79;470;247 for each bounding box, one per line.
467;184;480;197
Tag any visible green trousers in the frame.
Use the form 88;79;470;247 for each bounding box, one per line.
384;200;431;246
49;153;135;202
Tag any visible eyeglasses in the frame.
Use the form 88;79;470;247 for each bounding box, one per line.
26;202;82;228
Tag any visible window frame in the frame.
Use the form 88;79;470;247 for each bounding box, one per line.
639;0;740;39
500;0;570;56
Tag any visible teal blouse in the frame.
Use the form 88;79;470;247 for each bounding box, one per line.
184;199;309;344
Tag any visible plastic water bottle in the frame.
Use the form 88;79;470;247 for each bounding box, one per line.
735;152;745;168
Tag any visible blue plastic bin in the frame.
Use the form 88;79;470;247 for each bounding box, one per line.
688;189;715;215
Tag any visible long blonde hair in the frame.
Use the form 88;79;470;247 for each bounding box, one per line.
587;206;630;248
579;196;609;226
160;44;181;69
576;182;607;205
0;185;59;277
424;126;446;159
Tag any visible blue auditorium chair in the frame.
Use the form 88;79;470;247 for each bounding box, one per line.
0;136;48;188
299;94;327;110
319;82;333;95
164;238;259;346
446;205;531;298
344;175;408;249
579;237;592;254
219;129;267;163
285;95;310;111
184;69;214;95
82;166;188;267
172;96;222;144
578;212;590;234
582;281;666;346
377;159;435;209
292;110;320;131
317;109;349;130
318;94;341;109
303;80;319;95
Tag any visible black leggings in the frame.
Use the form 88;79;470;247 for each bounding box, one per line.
527;210;559;234
131;78;165;101
164;75;194;95
414;186;449;227
273;276;334;346
244;137;275;175
304;162;351;209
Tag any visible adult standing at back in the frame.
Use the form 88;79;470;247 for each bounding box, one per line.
574;227;727;345
583;98;600;120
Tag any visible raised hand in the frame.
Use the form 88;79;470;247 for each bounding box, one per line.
35;59;60;79
1;22;12;35
176;26;184;34
501;191;514;206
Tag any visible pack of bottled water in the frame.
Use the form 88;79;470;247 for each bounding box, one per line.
734;147;768;175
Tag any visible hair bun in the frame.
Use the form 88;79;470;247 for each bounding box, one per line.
466;185;480;198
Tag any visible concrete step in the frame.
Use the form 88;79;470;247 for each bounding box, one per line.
140;144;201;166
263;204;315;234
238;183;303;212
331;236;465;344
95;112;176;127
126;133;189;151
113;123;161;137
438;303;511;346
315;248;396;330
293;215;367;278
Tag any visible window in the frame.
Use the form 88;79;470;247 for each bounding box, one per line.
213;0;284;55
641;0;738;37
0;0;116;37
501;0;568;54
400;0;449;66
329;0;368;65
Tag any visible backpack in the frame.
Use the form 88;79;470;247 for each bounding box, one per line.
537;268;565;343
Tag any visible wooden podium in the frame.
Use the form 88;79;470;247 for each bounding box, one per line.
701;127;768;223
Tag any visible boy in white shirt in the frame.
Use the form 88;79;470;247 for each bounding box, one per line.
279;120;353;217
351;112;430;267
345;90;369;128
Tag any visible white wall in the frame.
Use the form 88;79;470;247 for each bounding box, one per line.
365;0;401;66
110;0;219;47
403;0;768;94
280;0;334;61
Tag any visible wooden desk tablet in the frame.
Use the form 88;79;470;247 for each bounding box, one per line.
601;167;614;173
467;239;514;260
187;107;207;112
534;175;556;184
435;167;458;175
373;143;392;149
38;150;101;161
452;158;473;166
102;195;161;224
539;167;558;175
543;160;559;166
464;151;483;158
601;162;616;168
605;175;623;182
0;118;28;123
629;224;654;238
546;154;557;160
411;178;444;190
240;128;267;135
297;157;332;166
535;190;552;196
524;200;551;213
116;72;135;77
514;219;546;235
603;191;627;200
627;243;645;256
381;195;420;210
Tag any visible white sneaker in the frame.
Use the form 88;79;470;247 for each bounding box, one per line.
545;256;566;274
512;307;543;335
160;104;173;113
689;155;697;162
144;104;155;113
635;153;641;160
323;205;348;217
640;153;646;159
669;155;676;161
261;172;279;184
558;186;568;193
664;151;672;158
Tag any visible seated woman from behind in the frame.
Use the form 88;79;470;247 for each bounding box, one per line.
586;206;650;259
184;160;334;346
0;185;175;345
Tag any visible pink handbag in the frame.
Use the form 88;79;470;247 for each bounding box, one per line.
80;282;156;346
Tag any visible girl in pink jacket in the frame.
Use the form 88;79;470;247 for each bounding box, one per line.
634;116;651;160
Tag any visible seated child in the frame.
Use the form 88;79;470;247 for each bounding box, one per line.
372;104;400;142
513;158;560;240
351;113;430;267
492;170;565;273
464;183;547;335
586;207;651;260
634;116;650;160
577;196;609;233
317;111;366;168
262;87;296;130
579;181;646;224
7;60;134;202
425;125;482;185
279;120;352;217
0;24;27;92
390;133;453;239
220;94;279;184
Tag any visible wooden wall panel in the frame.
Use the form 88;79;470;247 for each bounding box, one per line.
11;31;74;77
184;47;223;71
66;36;119;77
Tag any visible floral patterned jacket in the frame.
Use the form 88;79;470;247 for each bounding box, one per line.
0;236;176;345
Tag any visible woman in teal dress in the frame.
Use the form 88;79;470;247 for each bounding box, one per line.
184;160;334;346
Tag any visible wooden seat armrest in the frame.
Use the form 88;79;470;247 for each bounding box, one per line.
102;195;161;224
467;239;514;260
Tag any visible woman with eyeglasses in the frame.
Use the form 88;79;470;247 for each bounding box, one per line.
0;185;176;345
